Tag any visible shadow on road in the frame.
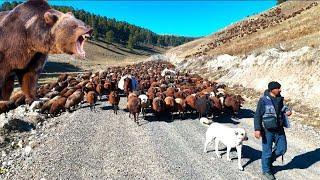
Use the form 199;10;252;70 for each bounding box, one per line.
241;145;261;169
274;148;320;173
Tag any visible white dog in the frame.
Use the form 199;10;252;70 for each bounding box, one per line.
203;123;248;171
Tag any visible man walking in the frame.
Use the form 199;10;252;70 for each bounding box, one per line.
254;81;292;180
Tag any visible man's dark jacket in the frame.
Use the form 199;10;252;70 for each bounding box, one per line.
254;90;284;131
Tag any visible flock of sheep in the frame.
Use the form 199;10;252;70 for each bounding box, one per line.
1;61;245;125
188;1;319;58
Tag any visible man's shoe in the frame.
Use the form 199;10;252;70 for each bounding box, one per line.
262;172;276;180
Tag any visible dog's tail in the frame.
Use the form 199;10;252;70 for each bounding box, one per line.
199;117;212;127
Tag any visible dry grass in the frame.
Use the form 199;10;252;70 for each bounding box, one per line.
167;1;320;59
229;85;320;128
45;40;167;73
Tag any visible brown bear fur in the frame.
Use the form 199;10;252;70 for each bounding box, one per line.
0;0;92;104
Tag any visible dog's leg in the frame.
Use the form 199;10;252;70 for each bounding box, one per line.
215;139;221;158
236;145;244;171
203;137;211;153
226;146;232;161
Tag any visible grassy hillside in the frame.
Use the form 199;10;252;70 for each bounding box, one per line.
43;40;167;74
166;1;319;61
165;1;320;128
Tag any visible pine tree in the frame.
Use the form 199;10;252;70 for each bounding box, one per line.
105;30;115;42
127;34;135;49
277;0;287;5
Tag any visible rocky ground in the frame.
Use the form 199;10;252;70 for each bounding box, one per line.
0;90;319;180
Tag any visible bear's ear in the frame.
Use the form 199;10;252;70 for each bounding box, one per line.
44;11;59;26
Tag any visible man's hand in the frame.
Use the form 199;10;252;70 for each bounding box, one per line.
286;111;292;116
254;131;262;139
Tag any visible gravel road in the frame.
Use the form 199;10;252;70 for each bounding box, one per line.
3;97;320;180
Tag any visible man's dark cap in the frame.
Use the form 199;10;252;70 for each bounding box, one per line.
268;81;281;91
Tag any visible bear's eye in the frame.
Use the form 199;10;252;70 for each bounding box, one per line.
72;24;78;29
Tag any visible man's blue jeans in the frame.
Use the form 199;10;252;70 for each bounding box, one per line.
261;128;287;173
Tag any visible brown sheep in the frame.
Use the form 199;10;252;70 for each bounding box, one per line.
95;83;104;100
40;95;62;114
59;87;70;96
195;94;212;119
108;91;120;114
165;87;176;97
65;89;84;112
57;74;68;82
62;88;77;98
37;85;51;98
175;98;186;119
174;91;188;99
49;96;67;117
185;95;197;113
164;96;175;120
127;96;141;124
86;91;97;112
85;82;96;92
224;94;244;117
124;77;133;97
152;97;165;120
44;91;60;99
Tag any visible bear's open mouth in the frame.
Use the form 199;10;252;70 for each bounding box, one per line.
76;30;92;59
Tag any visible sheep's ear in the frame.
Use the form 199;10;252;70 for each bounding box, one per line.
44;10;59;26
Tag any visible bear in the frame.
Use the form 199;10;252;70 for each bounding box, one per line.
0;0;92;104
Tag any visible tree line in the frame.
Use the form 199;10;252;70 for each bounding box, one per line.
1;1;197;48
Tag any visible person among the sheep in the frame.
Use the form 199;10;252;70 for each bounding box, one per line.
131;76;139;91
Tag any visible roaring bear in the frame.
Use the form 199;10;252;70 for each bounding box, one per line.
0;0;92;104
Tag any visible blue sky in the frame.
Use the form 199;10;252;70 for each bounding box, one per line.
1;1;276;37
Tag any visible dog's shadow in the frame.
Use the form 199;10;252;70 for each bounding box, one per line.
241;145;261;168
274;148;320;173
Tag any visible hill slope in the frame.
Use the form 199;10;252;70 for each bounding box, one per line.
166;1;319;61
164;1;320;127
45;40;167;73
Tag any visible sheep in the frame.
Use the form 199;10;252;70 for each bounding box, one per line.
57;73;68;82
95;83;104;101
45;91;60;99
40;96;62;114
164;96;176;120
195;94;212;119
49;96;67;117
152;97;165;120
85;82;96;92
29;100;45;112
108;91;120;114
185;95;197;113
61;88;77;98
86;91;98;112
224;94;244;117
37;85;51;98
138;94;149;118
65;90;85;112
124;77;133;97
127;96;141;124
175;98;186;119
